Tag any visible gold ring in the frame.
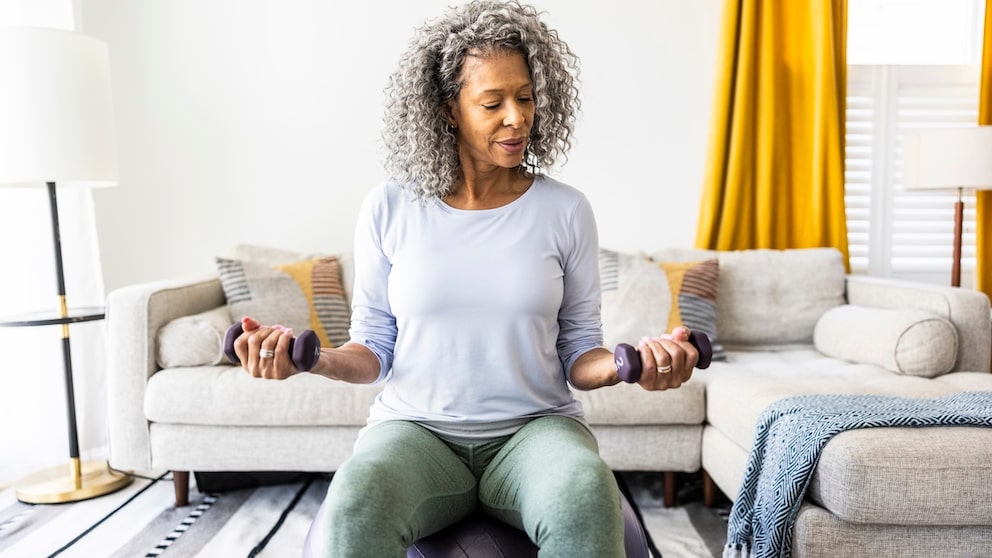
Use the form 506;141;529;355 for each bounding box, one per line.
656;364;672;374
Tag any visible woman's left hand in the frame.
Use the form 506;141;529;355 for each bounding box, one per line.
634;326;700;391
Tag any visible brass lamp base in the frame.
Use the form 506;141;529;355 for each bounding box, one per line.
15;459;132;504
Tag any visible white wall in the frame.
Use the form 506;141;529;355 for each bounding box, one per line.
79;0;723;293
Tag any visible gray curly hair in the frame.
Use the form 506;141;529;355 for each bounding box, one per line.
381;0;581;200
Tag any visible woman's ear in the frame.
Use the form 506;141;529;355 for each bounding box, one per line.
443;102;458;129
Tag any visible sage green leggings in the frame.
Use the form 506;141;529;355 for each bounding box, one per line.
316;415;625;557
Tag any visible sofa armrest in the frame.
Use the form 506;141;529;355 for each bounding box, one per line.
105;275;226;470
844;275;991;373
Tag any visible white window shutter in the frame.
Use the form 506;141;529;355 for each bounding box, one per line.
845;64;980;285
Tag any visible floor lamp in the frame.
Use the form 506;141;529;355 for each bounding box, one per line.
0;27;131;503
902;126;992;288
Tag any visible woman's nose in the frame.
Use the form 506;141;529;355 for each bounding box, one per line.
503;102;525;127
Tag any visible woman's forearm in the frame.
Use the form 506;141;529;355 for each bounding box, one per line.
569;347;622;390
312;342;383;384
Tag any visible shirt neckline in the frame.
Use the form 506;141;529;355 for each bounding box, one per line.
437;176;541;216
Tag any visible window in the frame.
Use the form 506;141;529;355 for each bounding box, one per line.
845;0;985;287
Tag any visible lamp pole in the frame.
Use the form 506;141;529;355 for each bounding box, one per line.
953;187;963;288
47;182;84;482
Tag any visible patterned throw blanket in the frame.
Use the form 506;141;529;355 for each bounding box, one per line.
723;391;992;558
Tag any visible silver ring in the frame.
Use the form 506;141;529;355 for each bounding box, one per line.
259;349;276;359
656;364;672;374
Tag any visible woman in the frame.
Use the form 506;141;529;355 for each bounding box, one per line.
233;2;700;556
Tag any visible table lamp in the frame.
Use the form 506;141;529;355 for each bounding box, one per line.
0;27;131;503
902;126;992;288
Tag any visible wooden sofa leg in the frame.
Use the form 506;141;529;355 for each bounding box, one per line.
173;470;189;507
663;471;678;507
702;469;718;507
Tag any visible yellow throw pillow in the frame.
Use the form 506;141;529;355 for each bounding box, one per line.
658;258;723;360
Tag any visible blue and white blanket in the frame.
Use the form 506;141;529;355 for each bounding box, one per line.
723;391;992;558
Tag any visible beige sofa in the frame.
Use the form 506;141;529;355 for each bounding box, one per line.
105;246;992;556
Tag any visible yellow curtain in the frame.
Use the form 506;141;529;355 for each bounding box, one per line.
977;2;992;298
696;0;849;268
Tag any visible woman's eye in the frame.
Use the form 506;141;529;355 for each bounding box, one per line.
482;103;500;110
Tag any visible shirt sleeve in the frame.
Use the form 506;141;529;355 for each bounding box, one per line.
347;186;397;383
556;192;605;383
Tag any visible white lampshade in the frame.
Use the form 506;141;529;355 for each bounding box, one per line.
902;126;992;191
0;26;117;187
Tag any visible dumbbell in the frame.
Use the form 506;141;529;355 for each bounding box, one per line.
614;330;713;383
223;322;322;372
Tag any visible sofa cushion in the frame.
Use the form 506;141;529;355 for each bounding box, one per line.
145;367;383;426
813;305;959;377
934;371;992;392
216;255;350;349
703;360;992;527
808;426;992;526
599;249;723;358
701;350;963;452
156;305;231;368
573;379;705;426
792;502;992;557
652;248;846;347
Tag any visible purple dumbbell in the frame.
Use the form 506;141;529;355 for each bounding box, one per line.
614;331;713;383
223;322;322;372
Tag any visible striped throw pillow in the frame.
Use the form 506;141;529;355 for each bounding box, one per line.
216;255;350;350
598;249;723;361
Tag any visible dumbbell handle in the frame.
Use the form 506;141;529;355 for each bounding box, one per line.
223;322;322;372
614;331;713;383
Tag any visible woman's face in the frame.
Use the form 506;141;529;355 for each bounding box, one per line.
448;50;535;174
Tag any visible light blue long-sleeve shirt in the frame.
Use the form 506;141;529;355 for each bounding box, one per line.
348;176;604;438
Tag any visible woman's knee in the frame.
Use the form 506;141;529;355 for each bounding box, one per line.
540;456;620;518
479;418;624;555
327;456;400;515
321;428;478;551
322;456;407;542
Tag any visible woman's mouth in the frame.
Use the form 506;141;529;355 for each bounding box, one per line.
497;138;526;154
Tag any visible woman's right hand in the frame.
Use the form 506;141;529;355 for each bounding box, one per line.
633;326;699;391
232;316;299;379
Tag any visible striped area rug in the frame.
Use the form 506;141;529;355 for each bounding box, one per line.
0;471;727;558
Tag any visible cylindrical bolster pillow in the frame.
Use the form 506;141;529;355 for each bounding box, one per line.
813;305;959;377
156;305;232;368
